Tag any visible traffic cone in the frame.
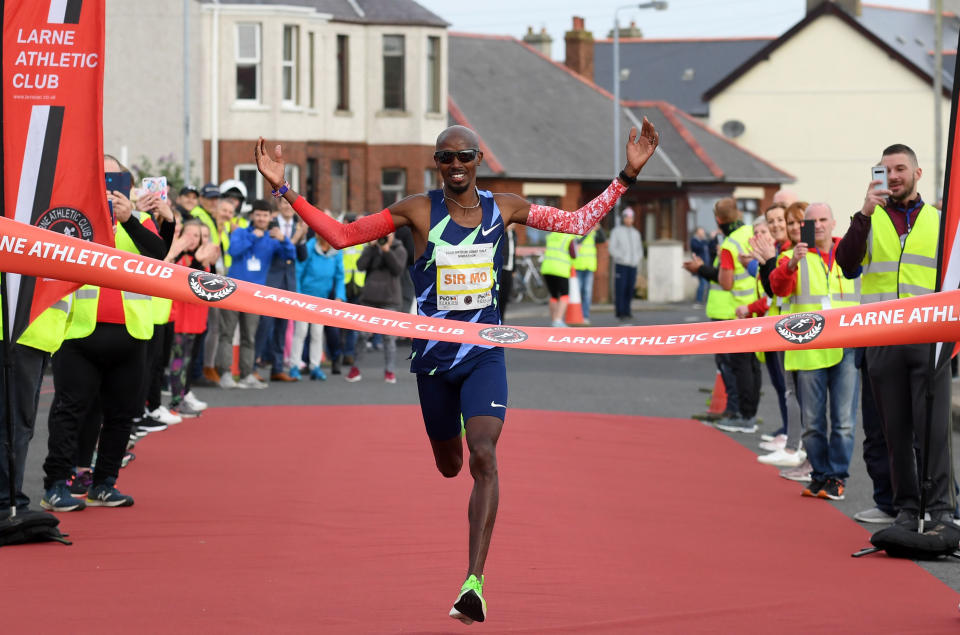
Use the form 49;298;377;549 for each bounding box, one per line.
565;268;585;326
707;370;727;415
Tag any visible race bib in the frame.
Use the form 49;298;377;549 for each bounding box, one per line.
436;243;494;311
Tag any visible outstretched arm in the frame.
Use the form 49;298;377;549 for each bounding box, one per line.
505;118;660;235
255;138;402;249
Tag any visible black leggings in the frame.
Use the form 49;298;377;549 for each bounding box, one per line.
44;324;147;489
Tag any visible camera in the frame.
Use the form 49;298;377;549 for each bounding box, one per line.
378;237;388;245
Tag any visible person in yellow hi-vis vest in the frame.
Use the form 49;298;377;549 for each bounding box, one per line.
0;298;71;514
40;155;168;513
836;144;955;529
771;202;860;502
683;197;759;433
540;231;575;327
573;226;605;325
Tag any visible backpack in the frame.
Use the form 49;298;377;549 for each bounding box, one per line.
0;510;71;547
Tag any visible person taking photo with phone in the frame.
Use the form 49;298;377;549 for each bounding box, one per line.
835;144;955;529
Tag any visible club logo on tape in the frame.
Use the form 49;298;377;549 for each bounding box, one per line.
188;271;237;302
478;326;528;344
775;312;824;344
35;207;94;241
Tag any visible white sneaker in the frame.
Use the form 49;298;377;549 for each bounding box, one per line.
853;507;896;524
757;447;806;467
219;373;238;389
237;374;268;389
149;405;182;426
183;391;208;412
758;434;787;452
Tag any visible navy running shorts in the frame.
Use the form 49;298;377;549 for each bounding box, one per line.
415;347;508;441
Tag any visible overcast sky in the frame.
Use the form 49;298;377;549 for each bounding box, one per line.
416;0;932;59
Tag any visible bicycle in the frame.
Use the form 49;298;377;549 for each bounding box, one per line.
508;249;549;304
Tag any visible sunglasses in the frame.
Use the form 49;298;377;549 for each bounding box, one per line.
433;148;479;164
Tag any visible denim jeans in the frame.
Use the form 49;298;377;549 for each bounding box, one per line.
798;349;859;481
576;269;594;319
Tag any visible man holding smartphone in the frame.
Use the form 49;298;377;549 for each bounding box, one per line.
770;203;860;501
836;145;955;529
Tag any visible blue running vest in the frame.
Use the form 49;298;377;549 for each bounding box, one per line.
410;189;504;374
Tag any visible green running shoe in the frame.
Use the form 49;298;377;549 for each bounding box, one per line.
449;574;486;624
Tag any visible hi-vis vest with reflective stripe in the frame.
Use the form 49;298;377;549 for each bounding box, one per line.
65;220;154;340
220;216;249;271
860;204;939;304
573;230;598;272
540;232;573;278
706;224;757;320
0;296;72;353
782;246;861;371
342;244;366;287
190;205;219;246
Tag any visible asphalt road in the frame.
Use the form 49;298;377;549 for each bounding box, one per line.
19;298;960;591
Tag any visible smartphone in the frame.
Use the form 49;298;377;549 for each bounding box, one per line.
800;220;816;247
105;171;132;199
872;165;888;191
141;176;168;201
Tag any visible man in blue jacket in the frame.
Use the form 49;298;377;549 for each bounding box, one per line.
216;199;296;389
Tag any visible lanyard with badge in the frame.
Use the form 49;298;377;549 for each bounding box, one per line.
811;243;835;309
435;243;495;311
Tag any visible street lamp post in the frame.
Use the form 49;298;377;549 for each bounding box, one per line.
613;2;667;175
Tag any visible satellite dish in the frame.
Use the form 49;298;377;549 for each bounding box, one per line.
721;120;745;138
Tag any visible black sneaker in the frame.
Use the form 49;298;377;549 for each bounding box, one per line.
894;510;919;530
802;479;827;497
818;478;845;501
67;470;93;496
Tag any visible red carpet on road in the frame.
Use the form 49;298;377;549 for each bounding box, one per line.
2;406;958;633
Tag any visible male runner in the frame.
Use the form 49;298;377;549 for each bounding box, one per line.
255;119;659;624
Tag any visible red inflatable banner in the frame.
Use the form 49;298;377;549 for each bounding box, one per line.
2;216;960;355
2;0;109;340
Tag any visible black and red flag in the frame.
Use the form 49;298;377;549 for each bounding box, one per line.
1;0;111;342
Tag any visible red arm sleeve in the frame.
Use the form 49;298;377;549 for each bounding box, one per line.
525;178;627;235
292;197;395;249
769;254;797;298
719;249;735;270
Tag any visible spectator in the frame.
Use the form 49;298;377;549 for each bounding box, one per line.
328;214;365;375
836;144;955;527
499;225;517;319
771;202;860;501
216;199;295;390
255;196;308;382
539;231;574;327
346;233;407;383
572;226;606;324
290;232;346;380
609;207;644;321
689;226;710;305
173;184;198;219
41;154;166;512
165;219;217;417
682;198;759;432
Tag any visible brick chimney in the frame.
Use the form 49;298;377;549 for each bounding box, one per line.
806;0;861;16
523;26;553;58
565;16;594;80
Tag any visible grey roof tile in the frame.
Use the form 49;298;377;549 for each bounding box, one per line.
449;34;792;186
594;39;771;117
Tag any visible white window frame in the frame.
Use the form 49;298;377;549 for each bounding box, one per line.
381;168;406;207
284;163;301;192
331;160;349;213
282;24;299;105
307;31;316;109
235;23;262;104
426;35;441;113
234;164;264;203
382;34;405;111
